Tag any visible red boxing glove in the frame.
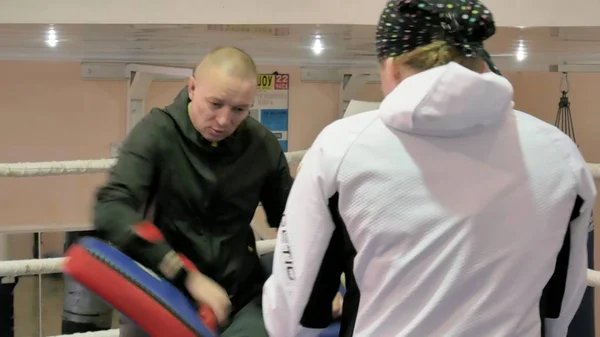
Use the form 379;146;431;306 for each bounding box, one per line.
133;221;218;332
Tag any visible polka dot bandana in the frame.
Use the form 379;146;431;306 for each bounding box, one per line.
376;0;501;75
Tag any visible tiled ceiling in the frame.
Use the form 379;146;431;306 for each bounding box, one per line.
0;24;600;70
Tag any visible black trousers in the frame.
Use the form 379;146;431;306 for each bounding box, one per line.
566;232;595;337
119;295;268;337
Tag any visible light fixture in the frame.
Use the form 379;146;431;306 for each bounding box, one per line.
45;26;58;47
515;40;527;62
311;34;323;55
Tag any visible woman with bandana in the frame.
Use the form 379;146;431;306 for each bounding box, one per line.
262;1;595;336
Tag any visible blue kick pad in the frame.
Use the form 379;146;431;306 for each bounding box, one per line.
76;237;215;336
320;322;342;337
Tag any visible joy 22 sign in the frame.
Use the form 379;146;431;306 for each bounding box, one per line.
257;74;289;90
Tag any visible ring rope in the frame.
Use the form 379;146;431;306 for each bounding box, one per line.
0;152;597;179
587;268;600;287
0;150;307;177
0;240;276;278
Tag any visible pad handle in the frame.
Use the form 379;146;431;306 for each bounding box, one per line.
134;222;218;332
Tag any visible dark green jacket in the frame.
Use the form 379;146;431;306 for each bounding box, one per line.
93;86;293;311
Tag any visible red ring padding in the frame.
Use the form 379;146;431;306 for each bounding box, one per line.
63;234;217;337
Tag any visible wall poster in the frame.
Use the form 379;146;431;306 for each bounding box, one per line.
250;73;289;152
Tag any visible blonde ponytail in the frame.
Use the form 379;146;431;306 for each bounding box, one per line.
393;40;485;73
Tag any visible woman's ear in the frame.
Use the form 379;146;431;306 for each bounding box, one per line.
380;58;403;96
481;61;491;74
382;58;401;80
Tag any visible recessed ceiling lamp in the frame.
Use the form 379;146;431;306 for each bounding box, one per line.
515;40;527;62
312;35;323;55
46;26;58;47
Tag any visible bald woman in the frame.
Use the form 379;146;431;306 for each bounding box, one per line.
94;46;293;336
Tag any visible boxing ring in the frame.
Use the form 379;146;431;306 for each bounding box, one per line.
1;151;600;336
0;150;305;337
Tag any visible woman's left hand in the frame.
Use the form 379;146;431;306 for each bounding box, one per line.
332;292;343;318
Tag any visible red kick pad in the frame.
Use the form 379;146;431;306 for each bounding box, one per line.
63;237;218;337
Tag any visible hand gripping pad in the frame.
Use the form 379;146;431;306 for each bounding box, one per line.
63;237;217;337
132;222;218;330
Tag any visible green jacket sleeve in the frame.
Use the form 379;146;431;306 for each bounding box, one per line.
260;136;294;228
93;111;183;281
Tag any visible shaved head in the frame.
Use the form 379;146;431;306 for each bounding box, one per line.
194;46;257;83
187;46;258;142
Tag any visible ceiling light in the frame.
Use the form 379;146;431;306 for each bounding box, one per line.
515;40;527;62
311;35;323;55
45;27;58;47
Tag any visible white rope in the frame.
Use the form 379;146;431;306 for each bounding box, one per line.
285;150;306;167
0;160;114;177
0;150;307;177
0;239;276;277
587;163;600;180
0;257;64;277
2;151;600;178
6;239;599;289
587;268;600;287
47;329;118;337
256;238;276;255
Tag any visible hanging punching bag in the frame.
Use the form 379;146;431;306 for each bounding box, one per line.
61;230;113;334
554;73;595;337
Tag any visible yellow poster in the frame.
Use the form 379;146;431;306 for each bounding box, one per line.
257;74;274;90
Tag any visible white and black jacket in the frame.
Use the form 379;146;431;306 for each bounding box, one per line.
263;62;596;337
